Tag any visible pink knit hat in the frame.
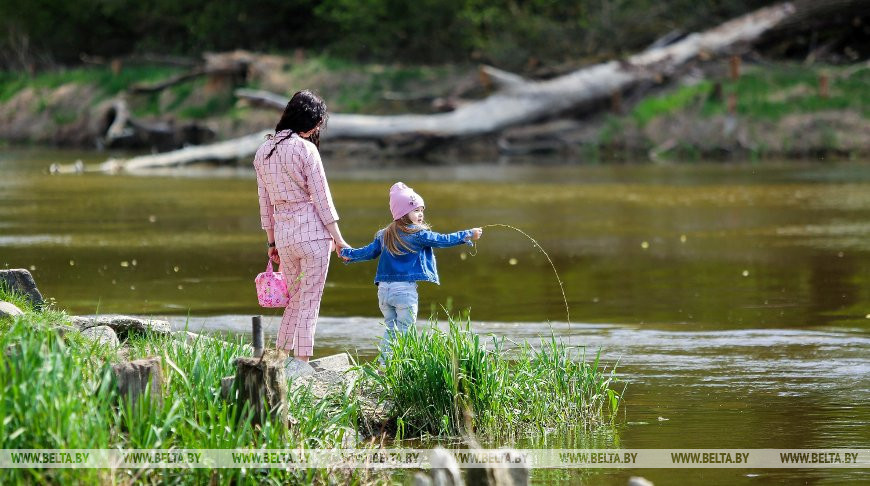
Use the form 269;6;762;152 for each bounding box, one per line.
389;182;425;220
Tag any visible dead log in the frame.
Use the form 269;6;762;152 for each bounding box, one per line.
100;130;268;172
112;357;164;409
235;88;287;110
99;2;798;170
129;51;256;94
234;351;288;429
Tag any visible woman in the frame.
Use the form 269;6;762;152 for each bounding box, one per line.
253;90;349;362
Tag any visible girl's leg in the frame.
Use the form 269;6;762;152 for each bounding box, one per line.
391;282;419;338
377;284;398;361
379;282;418;362
287;238;332;360
276;246;302;354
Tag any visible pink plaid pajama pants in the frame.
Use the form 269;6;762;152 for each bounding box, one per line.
275;238;332;357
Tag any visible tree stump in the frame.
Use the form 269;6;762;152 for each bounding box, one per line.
220;376;235;401
111;357;164;409
234;351;288;429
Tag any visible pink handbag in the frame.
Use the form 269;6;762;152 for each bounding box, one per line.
255;259;299;308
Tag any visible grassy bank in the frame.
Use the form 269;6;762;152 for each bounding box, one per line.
0;287;622;483
593;62;870;161
0;287;370;484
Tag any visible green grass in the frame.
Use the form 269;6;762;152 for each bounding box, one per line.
360;313;623;439
631;63;870;125
178;91;236;119
632;81;713;126
1;65;182;100
0;290;385;484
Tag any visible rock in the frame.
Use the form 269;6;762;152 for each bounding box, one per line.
491;450;529;486
112;356;164;409
291;368;359;401
358;394;395;438
81;325;120;348
71;315;171;338
431;447;462;486
285;358;316;380
310;352;351;372
0;301;24;319
0;269;44;309
466;449;529;486
51;324;78;337
414;472;434;486
628;477;654;486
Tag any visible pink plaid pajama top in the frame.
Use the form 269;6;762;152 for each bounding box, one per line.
253;131;339;246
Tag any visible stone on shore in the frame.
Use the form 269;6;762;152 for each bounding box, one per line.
0;269;44;309
285;358;316;380
0;301;25;319
81;325;120;348
71;315;171;338
309;353;350;372
465;449;529;486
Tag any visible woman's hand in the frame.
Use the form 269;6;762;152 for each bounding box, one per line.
470;228;483;240
268;247;280;264
334;239;351;261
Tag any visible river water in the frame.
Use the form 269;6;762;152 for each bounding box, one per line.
1;148;868;484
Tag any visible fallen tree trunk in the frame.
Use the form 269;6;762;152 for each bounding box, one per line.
99;2;796;171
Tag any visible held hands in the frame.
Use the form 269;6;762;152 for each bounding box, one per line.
334;239;351;261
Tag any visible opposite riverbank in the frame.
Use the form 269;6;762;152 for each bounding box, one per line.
1;54;868;162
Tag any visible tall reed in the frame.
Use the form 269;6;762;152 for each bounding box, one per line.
361;313;623;439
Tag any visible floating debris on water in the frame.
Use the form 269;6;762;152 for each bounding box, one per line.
508;258;518;265
173;266;180;272
148;215;157;223
680;234;687;243
69;260;75;266
29;265;36;271
460;252;467;260
742;270;750;277
641;241;650;249
120;261;129;267
131;259;137;266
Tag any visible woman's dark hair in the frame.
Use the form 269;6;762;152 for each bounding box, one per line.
267;90;328;157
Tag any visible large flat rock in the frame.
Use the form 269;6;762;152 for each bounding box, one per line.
71;315;171;338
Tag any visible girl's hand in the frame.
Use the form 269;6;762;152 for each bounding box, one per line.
470;228;483;240
334;239;351;261
268;247;280;264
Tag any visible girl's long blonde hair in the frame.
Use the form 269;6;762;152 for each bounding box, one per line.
381;214;430;256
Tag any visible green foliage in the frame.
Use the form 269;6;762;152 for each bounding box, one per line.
632;81;713;126
177;91;236;119
0;65;181;103
2;0;781;68
362;313;622;439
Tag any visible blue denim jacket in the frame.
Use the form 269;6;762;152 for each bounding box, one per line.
340;227;473;285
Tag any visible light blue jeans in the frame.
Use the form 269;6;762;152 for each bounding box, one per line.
377;281;419;361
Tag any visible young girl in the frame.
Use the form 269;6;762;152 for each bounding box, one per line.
341;182;482;360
